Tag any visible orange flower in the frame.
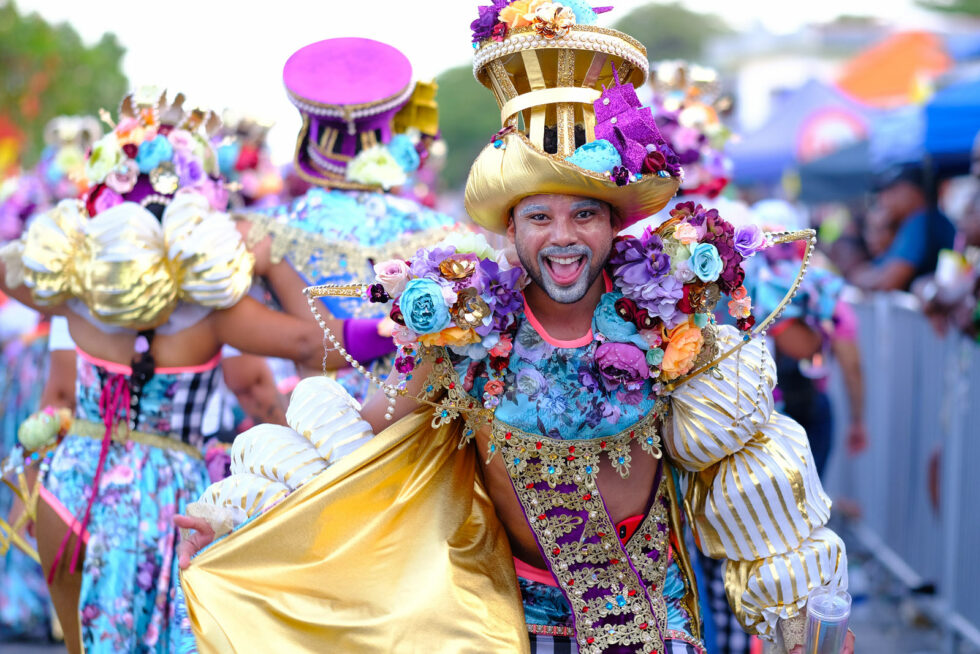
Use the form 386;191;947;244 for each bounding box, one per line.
499;0;533;28
661;319;705;379
418;326;481;348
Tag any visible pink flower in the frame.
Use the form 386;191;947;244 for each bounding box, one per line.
638;329;663;349
673;223;700;245
594;342;650;392
728;295;752;319
488;333;513;358
167;129;196;152
391;325;419;347
178;178;228;211
105;159;139;194
374;259;411;296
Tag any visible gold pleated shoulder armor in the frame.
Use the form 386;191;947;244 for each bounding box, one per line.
10;193;254;329
662;324;847;639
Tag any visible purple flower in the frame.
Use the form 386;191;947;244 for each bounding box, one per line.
611;165;631;186
609;229;685;317
470;1;508;43
578;365;601;393
173;150;206;187
641;275;685;327
734;223;767;258
394;356;415;374
594;342;650;392
409;245;455;279
205;447;231;483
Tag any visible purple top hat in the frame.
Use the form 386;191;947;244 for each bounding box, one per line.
284;38;415;189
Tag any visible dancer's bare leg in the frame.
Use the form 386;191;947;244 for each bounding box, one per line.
36;496;84;654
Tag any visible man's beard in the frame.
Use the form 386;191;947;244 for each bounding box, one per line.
517;243;609;304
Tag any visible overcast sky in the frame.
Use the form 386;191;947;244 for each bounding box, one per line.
15;0;941;162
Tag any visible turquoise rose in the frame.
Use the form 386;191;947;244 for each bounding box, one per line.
136;135;175;174
646;347;664;367
566;139;622;174
689;242;724;283
388;134;421;173
400;278;451;334
592;292;649;350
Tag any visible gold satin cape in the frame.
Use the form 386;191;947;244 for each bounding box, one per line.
180;408;530;653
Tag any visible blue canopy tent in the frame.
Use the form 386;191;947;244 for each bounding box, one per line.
727;79;878;185
924;75;980;174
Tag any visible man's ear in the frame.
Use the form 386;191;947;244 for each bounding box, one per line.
506;212;516;244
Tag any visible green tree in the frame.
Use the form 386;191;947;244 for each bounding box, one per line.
916;0;980;15
611;2;731;62
0;1;128;164
435;65;500;190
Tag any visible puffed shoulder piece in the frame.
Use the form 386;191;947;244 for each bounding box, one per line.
686;412;832;561
665;325;776;471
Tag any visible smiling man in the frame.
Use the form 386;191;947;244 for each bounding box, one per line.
177;5;852;654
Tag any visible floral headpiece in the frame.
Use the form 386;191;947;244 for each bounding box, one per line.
83;88;227;218
464;1;682;233
649;61;733;199
284;38;440;192
214;113;283;208
37;115;102;201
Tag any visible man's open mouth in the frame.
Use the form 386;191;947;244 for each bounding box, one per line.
543;254;586;286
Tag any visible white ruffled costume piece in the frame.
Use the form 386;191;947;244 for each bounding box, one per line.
192;376;375;536
664;325;847;639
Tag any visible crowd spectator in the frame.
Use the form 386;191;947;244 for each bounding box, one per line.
850;165;955;291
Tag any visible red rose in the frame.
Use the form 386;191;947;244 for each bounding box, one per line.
389;302;406;326
641;150;667;174
614;296;638;322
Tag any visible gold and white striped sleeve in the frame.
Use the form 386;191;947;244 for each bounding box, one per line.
191;376;376;535
664;325;847;639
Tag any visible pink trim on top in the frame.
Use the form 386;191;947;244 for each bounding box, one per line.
39;486;90;544
522;272;613;348
76;348;222;375
514;557;559;587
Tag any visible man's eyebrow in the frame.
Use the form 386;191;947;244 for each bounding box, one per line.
516;204;549;217
570;199;602;211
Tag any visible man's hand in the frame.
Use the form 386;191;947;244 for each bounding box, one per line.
174;514;216;570
789;629;855;654
846;421;869;455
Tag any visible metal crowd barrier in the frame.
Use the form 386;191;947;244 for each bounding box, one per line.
822;293;980;651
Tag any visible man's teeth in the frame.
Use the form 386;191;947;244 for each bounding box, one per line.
547;256;581;265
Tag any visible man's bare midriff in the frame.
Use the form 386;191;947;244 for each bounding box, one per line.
474;425;661;569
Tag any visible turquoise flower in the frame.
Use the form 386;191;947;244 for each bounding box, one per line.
400;278;451;334
592;292;649;350
566;139;621;174
388;134;420;173
646;347;664;367
689;242;724;283
136;135;175;174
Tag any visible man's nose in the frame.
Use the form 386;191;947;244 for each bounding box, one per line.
550;215;577;246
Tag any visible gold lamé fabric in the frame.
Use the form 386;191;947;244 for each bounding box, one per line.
664;325;846;638
463;132;679;234
17;195;253;329
181;407;529;654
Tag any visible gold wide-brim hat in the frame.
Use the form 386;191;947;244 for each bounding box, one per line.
464;20;680;234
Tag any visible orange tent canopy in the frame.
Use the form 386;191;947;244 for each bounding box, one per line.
837;31;951;108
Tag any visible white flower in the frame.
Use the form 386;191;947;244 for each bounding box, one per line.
345;145;407;190
437;231;496;260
